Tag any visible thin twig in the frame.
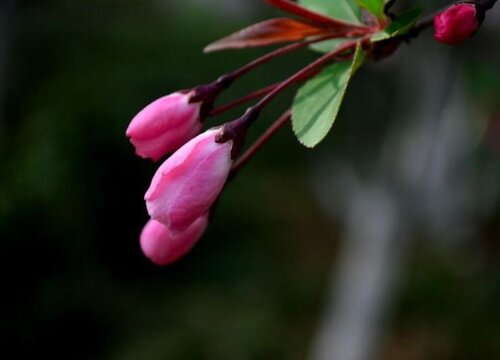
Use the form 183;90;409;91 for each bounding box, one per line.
209;68;320;117
230;109;292;176
224;33;348;82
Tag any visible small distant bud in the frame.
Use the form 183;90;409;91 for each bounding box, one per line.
126;92;202;161
140;215;208;266
434;4;479;45
145;129;232;232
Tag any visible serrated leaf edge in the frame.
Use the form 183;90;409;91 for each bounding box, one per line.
291;43;365;148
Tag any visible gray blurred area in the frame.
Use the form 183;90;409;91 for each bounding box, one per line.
0;1;499;360
310;4;500;358
310;44;499;360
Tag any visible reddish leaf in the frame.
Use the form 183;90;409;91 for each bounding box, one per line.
265;0;368;29
204;18;327;53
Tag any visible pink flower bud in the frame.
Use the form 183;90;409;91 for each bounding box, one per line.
140;215;208;265
126;92;203;161
434;4;478;45
145;129;232;232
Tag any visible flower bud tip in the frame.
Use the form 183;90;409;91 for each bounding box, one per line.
126;92;202;161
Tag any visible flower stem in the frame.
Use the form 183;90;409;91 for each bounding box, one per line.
209;83;279;117
219;33;346;85
250;39;360;114
230;109;292;177
216;38;362;145
477;0;497;9
209;68;320;117
194;34;354;113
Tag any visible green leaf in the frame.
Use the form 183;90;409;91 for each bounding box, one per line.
356;0;385;19
299;0;362;24
309;38;345;54
371;8;422;42
292;45;365;148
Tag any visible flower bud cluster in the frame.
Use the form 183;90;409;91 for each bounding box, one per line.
124;0;384;265
127;80;237;265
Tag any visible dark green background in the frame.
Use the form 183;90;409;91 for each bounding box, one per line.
1;1;499;359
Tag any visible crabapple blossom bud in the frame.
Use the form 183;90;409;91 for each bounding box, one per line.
145;129;232;232
434;4;479;45
126;92;202;161
140;215;208;265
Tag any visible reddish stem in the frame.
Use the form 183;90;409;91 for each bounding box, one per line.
223;33;345;82
216;38;363;144
210;68;320;117
477;0;497;9
194;34;341;105
209;83;278;117
231;109;292;176
251;38;361;114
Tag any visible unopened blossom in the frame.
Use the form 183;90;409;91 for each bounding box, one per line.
434;4;479;45
140;215;208;265
126;92;202;161
145;129;232;232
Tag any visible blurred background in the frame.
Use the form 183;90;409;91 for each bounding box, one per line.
0;0;499;359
